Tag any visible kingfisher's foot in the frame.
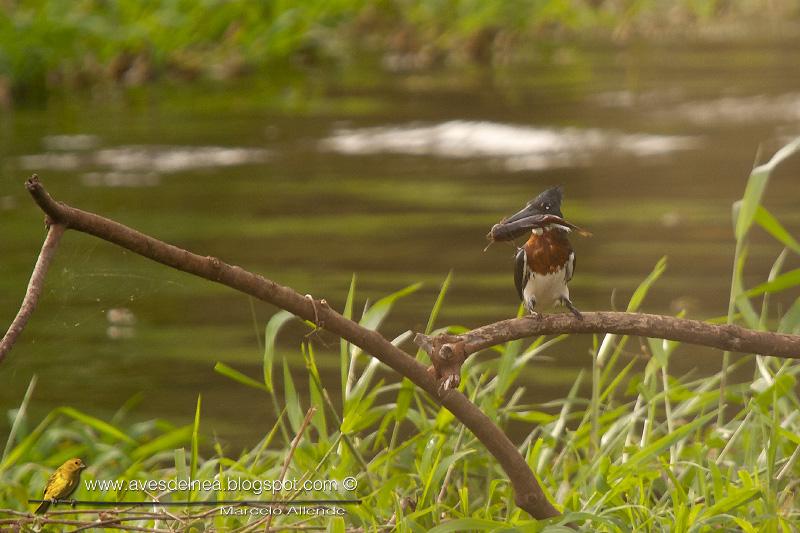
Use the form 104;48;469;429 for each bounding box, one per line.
524;310;541;319
562;297;583;320
523;297;538;317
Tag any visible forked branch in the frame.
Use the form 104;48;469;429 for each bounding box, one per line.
415;304;800;390
12;176;560;519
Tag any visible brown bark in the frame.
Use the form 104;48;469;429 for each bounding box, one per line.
0;221;65;364
415;311;800;389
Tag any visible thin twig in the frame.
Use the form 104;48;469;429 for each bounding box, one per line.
3;515;173;532
68;513;163;533
262;407;317;532
437;424;467;504
0;221;65;363
278;407;317;485
0;507;341;531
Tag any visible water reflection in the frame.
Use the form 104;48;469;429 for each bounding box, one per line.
597;90;800;125
42;134;101;151
20;145;270;175
322;120;699;170
669;93;800;125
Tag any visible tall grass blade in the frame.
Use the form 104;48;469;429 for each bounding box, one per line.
190;394;201;486
597;257;666;367
327;517;346;533
303;343;328;439
132;426;193;460
0;411;57;471
628;256;667;312
58;407;137;444
735;137;800;241
754;206;800;254
341;274;357;396
724;138;800;422
626;412;714;469
743;269;800;298
3;375;36;462
174;447;188;502
214;362;268;391
358;282;422;333
263;310;294;393
423;270;452;337
777;297;800;333
731;248;759;328
538;369;584;472
699;488;761;519
283;357;303;433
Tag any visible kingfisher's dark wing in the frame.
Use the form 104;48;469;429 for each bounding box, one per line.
565;250;575;283
514;247;529;300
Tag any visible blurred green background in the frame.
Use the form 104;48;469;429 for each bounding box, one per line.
2;0;800;102
1;1;799;449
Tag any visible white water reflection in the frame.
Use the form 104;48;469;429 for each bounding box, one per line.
322;120;698;170
43;134;101;151
668;93;800;125
593;90;800;126
20;145;270;183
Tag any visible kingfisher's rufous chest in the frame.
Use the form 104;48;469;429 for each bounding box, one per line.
524;228;574;275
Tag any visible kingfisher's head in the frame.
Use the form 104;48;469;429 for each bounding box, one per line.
505;186;564;224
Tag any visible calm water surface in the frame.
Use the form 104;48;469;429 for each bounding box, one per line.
2;43;799;448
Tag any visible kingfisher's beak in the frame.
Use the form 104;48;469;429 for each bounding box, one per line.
488;203;547;242
502;202;540;225
489;200;589;243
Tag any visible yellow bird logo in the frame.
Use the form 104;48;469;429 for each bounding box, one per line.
35;457;87;514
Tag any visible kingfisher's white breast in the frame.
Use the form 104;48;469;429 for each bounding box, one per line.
523;266;570;311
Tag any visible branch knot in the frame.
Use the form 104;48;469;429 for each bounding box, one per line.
415;333;467;394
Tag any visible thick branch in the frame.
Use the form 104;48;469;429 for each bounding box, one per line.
19;176;559;519
415;311;800;389
0;221;65;364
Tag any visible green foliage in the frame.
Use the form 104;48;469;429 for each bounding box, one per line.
1;143;800;529
722;137;800;422
3;0;800;97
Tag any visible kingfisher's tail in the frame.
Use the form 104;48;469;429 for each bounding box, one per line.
34;500;50;514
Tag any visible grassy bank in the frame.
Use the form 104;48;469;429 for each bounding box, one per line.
1;141;799;530
2;0;800;103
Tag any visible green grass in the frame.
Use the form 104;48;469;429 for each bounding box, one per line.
2;142;800;530
2;0;800;99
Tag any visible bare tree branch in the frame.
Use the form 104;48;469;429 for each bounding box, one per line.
415;310;800;390
17;175;560;519
0;220;65;364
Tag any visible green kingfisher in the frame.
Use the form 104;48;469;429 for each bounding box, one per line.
499;186;582;319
